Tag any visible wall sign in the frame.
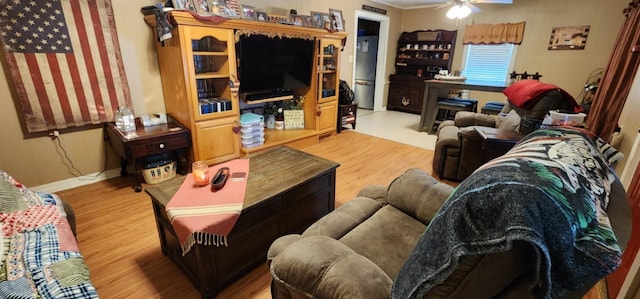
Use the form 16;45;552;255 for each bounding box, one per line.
362;5;387;15
548;25;590;50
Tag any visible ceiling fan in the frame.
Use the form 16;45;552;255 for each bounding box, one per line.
425;0;513;19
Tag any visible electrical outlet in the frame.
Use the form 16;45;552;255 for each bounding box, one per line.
49;130;59;138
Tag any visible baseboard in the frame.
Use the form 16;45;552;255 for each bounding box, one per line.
30;168;122;194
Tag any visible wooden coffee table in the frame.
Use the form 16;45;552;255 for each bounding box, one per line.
145;146;339;298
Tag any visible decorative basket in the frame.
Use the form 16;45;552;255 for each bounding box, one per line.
142;160;176;185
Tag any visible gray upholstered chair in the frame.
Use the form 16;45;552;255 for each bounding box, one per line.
433;89;571;181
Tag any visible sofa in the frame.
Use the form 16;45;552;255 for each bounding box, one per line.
0;170;97;298
267;127;630;298
433;85;575;181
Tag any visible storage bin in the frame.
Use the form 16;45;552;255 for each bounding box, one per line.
549;111;586;126
142;160;176;184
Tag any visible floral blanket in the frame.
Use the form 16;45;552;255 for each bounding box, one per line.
0;170;98;298
393;127;623;298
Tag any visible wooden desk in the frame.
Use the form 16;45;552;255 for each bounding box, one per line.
419;80;508;133
146;147;339;298
104;119;191;192
475;126;524;159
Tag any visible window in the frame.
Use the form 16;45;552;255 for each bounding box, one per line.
461;43;517;84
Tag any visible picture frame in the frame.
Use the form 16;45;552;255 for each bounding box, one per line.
240;5;256;20
320;13;332;30
217;0;240;18
256;10;268;22
268;14;289;24
329;9;345;31
289;14;303;26
548;25;590;50
193;0;209;14
299;15;313;27
173;0;195;11
310;11;324;28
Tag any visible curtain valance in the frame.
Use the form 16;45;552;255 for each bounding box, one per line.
462;22;526;45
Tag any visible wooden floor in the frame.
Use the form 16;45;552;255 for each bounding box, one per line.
57;130;605;298
56;131;440;298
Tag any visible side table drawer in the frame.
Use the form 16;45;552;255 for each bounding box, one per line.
130;135;188;157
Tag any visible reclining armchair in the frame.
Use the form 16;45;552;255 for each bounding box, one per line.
268;127;630;299
433;82;577;181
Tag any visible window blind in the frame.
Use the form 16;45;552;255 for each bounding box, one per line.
462;44;516;84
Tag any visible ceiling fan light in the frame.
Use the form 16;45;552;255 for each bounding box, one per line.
446;5;461;19
458;5;472;18
446;4;472;19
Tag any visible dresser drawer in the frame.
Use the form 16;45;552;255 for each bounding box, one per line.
130;135;188;157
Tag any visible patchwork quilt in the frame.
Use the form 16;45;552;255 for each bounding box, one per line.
0;170;98;298
393;127;624;298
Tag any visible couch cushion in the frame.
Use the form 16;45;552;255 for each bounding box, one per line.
303;196;384;239
386;168;454;224
340;205;426;280
270;235;392;299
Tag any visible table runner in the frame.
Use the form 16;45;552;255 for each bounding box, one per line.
166;159;249;255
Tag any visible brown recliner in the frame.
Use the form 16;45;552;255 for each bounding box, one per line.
433;89;571;181
266;166;631;299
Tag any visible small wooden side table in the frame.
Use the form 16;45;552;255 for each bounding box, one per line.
475;126;524;160
104;119;191;192
337;103;357;133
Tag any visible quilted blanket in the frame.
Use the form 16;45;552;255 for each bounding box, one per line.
393;127;623;298
0;170;98;298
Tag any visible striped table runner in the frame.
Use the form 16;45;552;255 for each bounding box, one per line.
166;159;249;255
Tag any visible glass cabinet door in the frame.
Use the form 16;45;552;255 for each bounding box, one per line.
185;27;238;121
317;39;341;103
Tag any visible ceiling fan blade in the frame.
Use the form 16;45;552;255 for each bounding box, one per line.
422;1;454;9
422;3;447;8
466;3;481;13
470;0;512;4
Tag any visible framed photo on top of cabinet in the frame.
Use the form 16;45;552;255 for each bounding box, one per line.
193;0;209;14
329;9;344;31
299;15;313;27
320;13;332;30
310;11;324;28
173;0;195;11
218;0;240;18
256;11;268;22
240;5;256;20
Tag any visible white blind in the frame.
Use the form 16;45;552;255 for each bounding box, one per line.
462;44;516;84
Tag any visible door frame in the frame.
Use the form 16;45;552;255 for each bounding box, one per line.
352;10;389;111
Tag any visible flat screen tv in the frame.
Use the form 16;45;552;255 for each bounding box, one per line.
236;35;315;100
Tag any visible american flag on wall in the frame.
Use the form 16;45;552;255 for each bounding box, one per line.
0;0;131;133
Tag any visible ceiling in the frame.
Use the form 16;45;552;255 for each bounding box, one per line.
371;0;512;10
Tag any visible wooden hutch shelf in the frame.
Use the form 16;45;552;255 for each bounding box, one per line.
388;29;457;114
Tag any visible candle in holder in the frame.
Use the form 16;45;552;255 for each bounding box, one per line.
192;161;210;187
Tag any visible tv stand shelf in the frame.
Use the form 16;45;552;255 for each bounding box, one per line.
242;129;319;155
145;11;347;165
243;95;294;105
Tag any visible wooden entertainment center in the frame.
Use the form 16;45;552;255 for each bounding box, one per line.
145;12;347;165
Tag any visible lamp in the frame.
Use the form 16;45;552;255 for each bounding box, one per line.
446;4;472;19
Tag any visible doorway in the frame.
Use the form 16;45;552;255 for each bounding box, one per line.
353;10;389;111
353;19;380;110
